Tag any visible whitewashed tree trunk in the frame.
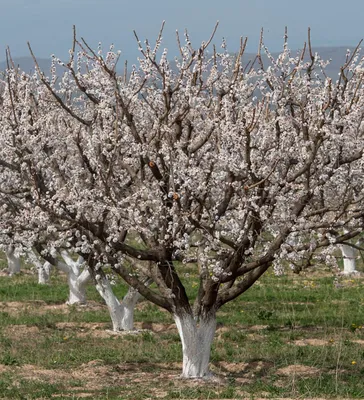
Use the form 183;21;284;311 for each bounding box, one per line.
174;313;216;378
64;262;91;305
27;250;52;284
121;286;142;331
58;250;91;304
6;246;21;276
60;250;80;270
32;249;90;304
340;244;357;275
95;274;143;331
95;275;125;331
38;261;51;284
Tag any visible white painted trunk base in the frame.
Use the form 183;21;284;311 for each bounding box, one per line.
95;276;141;331
38;261;51;284
95;276;124;330
60;251;91;305
66;268;90;305
67;271;86;304
174;314;216;378
340;244;357;275
27;250;51;284
121;286;142;331
6;247;21;276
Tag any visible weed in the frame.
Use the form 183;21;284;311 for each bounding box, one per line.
1;353;19;366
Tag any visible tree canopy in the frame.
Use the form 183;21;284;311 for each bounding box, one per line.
1;25;363;377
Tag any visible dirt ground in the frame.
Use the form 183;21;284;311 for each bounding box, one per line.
1;296;363;399
0;358;335;399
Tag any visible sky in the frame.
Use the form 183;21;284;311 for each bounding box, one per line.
1;0;364;63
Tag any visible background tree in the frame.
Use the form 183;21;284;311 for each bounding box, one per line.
3;246;21;276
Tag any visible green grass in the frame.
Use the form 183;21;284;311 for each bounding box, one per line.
1;256;364;398
0;374;61;400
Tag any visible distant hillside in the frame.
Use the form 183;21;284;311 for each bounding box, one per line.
0;57;52;74
0;46;357;79
240;46;355;79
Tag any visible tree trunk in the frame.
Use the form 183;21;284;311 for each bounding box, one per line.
120;286;142;331
95;275;142;331
95;275;125;331
38;261;51;284
174;312;216;378
6;246;21;276
67;267;90;305
340;244;357;275
27;250;51;284
60;250;91;305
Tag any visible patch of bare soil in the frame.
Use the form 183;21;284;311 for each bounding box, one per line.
215;361;251;374
3;322;116;340
293;338;331;346
3;321;179;339
51;393;93;398
55;322;114;338
246;333;265;341
135;302;169;313
0;300;45;315
0;300;105;316
5;360;254;396
135;322;176;332
4;325;41;340
11;361;122;391
247;324;269;331
58;322;180;337
214;360;274;384
74;360;227;395
276;364;321;376
56;322;159;339
293;338;364;346
55;322;104;330
44;301;105;313
20;364;71;384
215;361;273;374
4;360;342;400
0;364;11;373
0;269;34;277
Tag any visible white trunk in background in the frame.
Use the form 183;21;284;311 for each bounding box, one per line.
60;250;80;269
27;250;51;284
95;275;124;331
95;274;142;331
6;246;21;276
174;313;216;378
38;261;51;284
67;267;90;304
121;286;142;331
60;250;91;304
340;244;357;275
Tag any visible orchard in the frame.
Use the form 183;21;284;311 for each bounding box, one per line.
0;23;364;393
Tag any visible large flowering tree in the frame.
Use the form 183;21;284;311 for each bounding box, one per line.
1;24;364;378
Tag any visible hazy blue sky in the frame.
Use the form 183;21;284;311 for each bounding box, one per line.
1;0;364;62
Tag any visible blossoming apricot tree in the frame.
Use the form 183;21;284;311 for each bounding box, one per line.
1;24;364;377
